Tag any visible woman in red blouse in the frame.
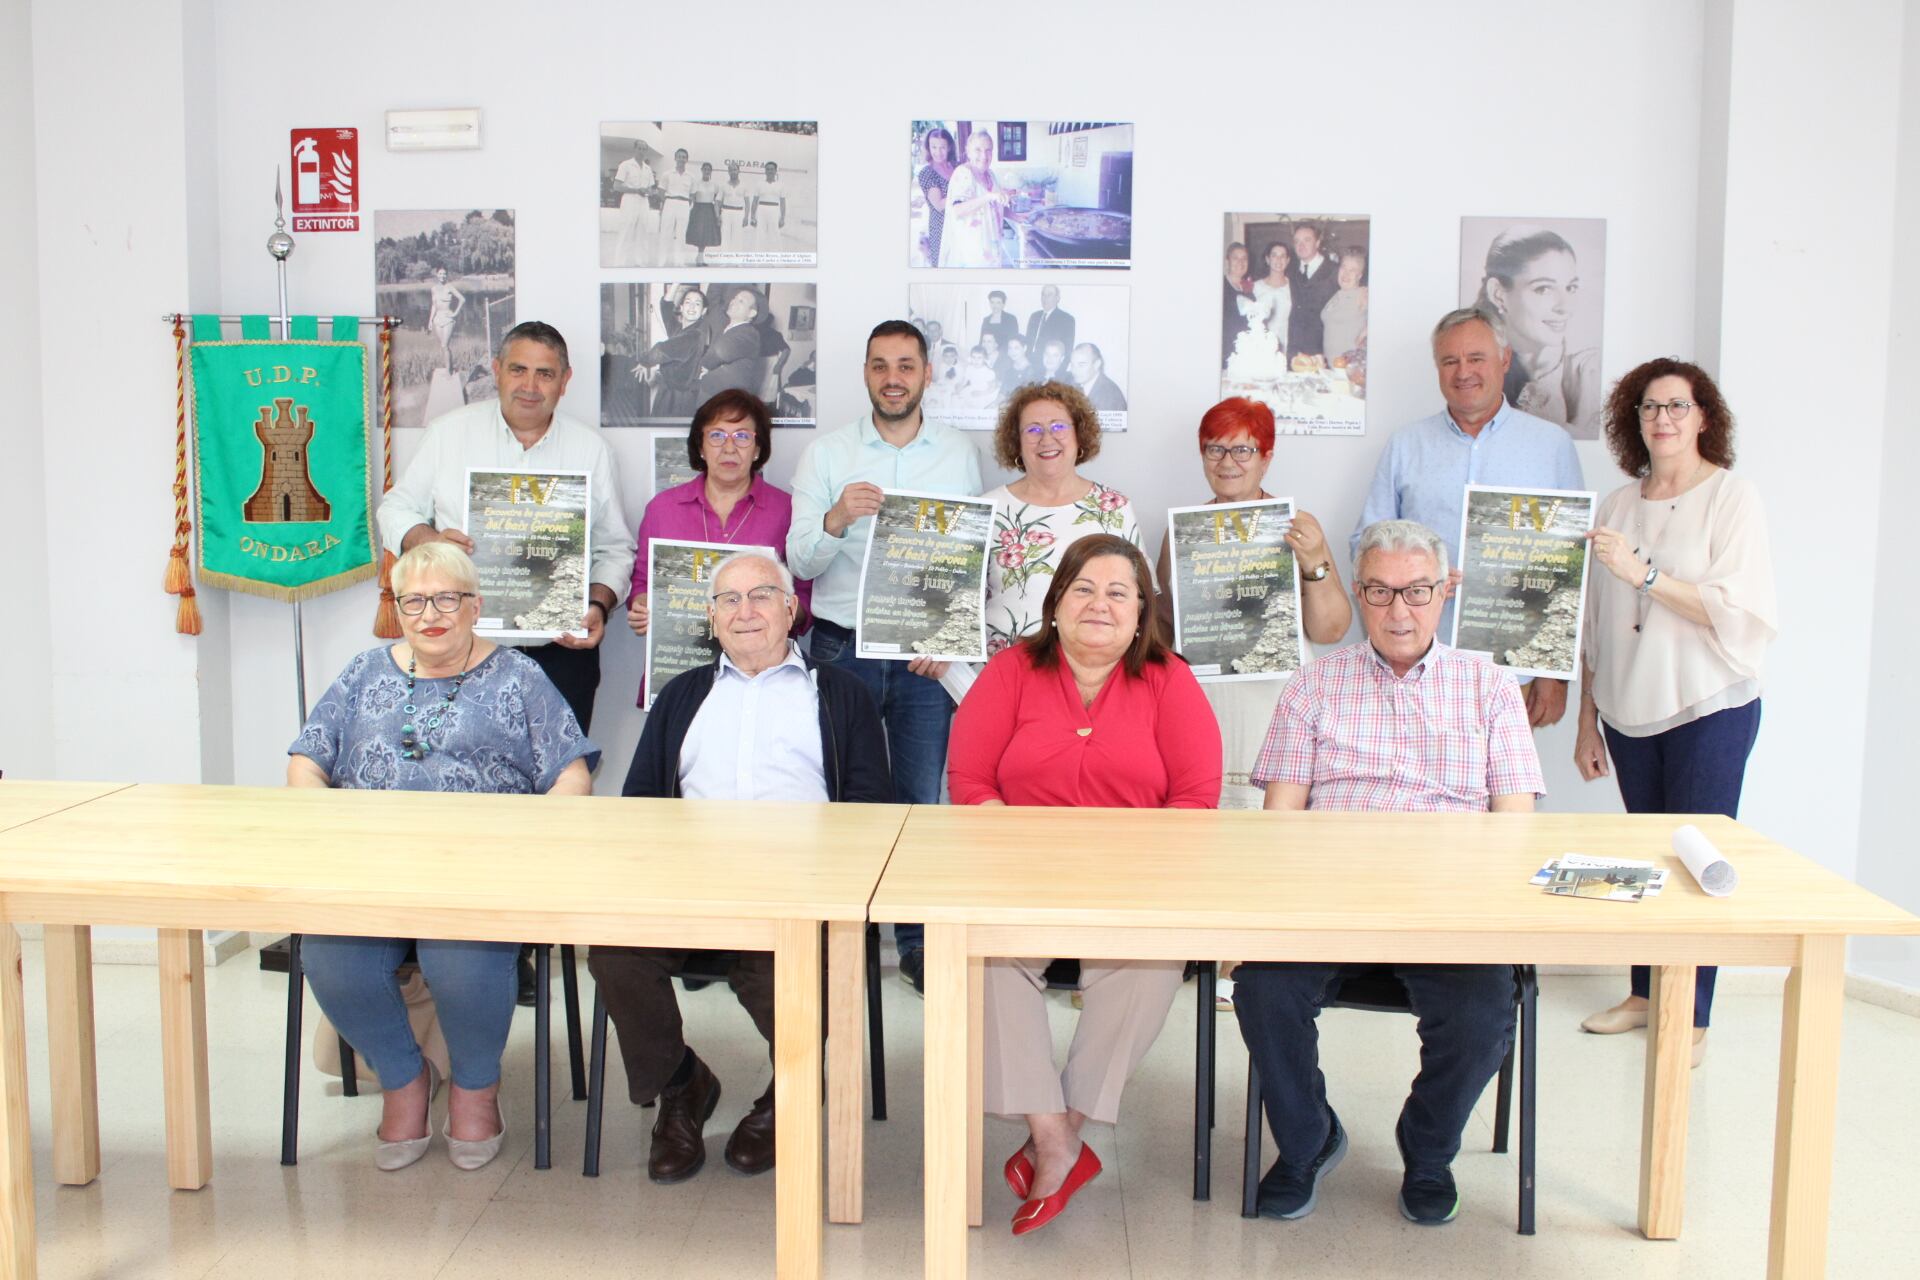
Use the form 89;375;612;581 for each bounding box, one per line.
949;533;1222;1236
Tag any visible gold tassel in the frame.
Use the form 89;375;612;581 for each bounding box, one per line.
164;544;190;594
175;586;203;636
373;549;401;638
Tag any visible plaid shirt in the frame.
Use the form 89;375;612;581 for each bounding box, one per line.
1251;641;1543;812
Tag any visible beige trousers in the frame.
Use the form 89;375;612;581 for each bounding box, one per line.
983;957;1185;1125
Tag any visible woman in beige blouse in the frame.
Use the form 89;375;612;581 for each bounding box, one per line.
1573;358;1776;1065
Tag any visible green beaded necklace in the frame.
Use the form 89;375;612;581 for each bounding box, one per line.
400;638;476;761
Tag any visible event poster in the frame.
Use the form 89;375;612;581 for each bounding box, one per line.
1167;497;1303;682
600;121;818;268
908;282;1129;432
374;208;515;427
462;468;590;642
909;121;1133;269
1452;485;1596;679
601;281;818;427
1220;212;1369;436
854;489;993;663
651;433;699;497
643;538;776;709
1458;216;1607;440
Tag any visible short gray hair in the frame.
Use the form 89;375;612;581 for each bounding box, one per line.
392;540;479;594
708;550;794;597
1353;519;1450;581
1430;306;1508;353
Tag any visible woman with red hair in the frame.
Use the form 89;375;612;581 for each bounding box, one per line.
1153;396;1354;809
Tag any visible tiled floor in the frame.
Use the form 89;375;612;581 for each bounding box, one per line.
13;942;1918;1277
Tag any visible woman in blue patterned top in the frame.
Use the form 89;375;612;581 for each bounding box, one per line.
287;541;598;1171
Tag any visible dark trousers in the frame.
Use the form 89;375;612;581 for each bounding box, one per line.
588;946;774;1104
1234;962;1516;1173
810;617;953;958
522;641;602;734
1604;699;1761;1028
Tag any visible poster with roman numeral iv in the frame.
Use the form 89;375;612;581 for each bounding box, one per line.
854;490;994;663
1168;497;1303;682
1451;485;1596;680
463;468;591;642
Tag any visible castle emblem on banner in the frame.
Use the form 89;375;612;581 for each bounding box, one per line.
244;398;333;523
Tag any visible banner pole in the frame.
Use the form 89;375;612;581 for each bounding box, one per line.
268;170;311;723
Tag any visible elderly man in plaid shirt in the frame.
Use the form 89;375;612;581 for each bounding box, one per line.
1235;518;1544;1228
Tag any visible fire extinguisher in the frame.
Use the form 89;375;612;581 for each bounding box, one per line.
294;136;321;207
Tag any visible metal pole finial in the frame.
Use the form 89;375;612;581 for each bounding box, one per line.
268;167;296;262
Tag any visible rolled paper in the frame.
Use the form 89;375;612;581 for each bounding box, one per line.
1672;823;1738;897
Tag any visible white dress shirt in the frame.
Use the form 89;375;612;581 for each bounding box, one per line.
679;643;828;802
376;399;637;599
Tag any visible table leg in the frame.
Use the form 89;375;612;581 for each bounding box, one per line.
1637;962;1696;1238
43;925;100;1186
773;919;823;1279
157;928;212;1191
1766;935;1845;1279
826;920;864;1225
1;926;39;1278
967;955;984;1230
923;925;969;1280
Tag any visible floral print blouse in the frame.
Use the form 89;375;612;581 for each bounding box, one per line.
983;481;1142;653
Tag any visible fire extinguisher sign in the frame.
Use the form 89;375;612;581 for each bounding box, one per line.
289;128;359;232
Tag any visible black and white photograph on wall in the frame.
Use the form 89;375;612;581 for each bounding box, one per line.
599;121;817;268
1458;216;1607;439
1220;213;1369;436
907;282;1129;432
600;282;818;428
650;432;700;498
374;209;516;428
909;121;1133;269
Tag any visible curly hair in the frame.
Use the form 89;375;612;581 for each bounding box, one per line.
1022;533;1169;677
1601;358;1736;476
992;380;1102;471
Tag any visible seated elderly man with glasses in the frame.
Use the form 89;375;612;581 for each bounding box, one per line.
1234;519;1543;1227
589;550;890;1184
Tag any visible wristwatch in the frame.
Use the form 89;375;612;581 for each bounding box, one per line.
1638;565;1660;596
1302;562;1331;582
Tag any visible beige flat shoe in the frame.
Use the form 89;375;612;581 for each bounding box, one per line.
445;1103;506;1171
1581;999;1649;1035
1691;1028;1707;1069
374;1060;439;1172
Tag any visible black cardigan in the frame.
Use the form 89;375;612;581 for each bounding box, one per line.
621;654;894;803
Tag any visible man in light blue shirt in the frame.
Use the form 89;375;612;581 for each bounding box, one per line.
788;320;985;991
1351;308;1584;727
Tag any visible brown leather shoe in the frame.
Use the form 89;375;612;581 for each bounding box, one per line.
648;1055;721;1184
724;1090;776;1176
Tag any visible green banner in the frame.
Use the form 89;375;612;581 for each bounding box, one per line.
190;322;376;601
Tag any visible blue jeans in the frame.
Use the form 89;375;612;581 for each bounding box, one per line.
1234;962;1516;1173
1605;699;1761;1028
302;935;520;1091
811;619;954;958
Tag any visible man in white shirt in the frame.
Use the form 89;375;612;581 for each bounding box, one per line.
612;142;657;265
748;159;786;230
590;551;890;1183
656;148;694;264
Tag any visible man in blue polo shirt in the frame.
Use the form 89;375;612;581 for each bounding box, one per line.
788;319;985;991
1351;307;1584;727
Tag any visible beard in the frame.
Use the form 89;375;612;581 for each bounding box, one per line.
870;382;926;424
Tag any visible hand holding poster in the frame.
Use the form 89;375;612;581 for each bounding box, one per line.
1167;497;1304;682
463;468;591;642
855;490;994;663
1451;485;1596;679
643;539;775;708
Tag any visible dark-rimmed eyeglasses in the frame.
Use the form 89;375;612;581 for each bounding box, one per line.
397;591;476;616
1358;582;1439;608
1636;400;1696;421
710;585;788;611
1203;444;1261;462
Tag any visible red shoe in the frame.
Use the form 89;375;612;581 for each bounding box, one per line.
1010;1143;1102;1236
1004;1146;1035;1199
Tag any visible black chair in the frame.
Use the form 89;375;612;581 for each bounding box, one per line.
276;935;587;1171
1231;964;1538;1233
581;922;888;1176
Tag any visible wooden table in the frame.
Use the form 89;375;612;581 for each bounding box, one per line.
0;783;908;1280
871;807;1920;1280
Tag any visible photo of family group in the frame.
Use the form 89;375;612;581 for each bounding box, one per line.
1220;212;1370;437
598;121;818;268
373;209;516;428
909;121;1134;269
907;283;1130;432
599;282;819;428
1458;216;1607;440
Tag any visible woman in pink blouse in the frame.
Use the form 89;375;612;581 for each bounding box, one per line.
949;533;1222;1236
626;390;810;704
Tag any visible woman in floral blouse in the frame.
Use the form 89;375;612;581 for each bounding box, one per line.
981;381;1140;652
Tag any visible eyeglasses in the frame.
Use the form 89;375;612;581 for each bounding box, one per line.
397;591;476;616
1358;582;1439;607
1203;444;1262;462
1022;421;1073;438
1636;400;1696;421
710;584;788;611
705;428;757;447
